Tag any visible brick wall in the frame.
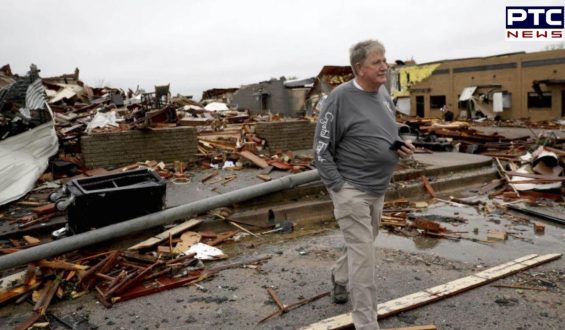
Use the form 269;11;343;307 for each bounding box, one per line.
81;127;198;169
255;120;316;152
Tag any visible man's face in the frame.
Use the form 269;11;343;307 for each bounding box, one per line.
356;50;388;90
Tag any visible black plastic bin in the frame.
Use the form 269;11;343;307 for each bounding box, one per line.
64;169;166;234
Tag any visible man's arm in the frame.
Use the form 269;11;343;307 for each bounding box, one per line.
313;98;344;192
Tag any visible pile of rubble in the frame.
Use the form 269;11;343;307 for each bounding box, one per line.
0;215;274;328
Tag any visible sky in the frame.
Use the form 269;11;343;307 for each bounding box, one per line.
1;0;564;100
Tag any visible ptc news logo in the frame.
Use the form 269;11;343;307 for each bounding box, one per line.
506;6;564;40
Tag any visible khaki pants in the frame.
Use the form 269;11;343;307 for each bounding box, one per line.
329;182;384;330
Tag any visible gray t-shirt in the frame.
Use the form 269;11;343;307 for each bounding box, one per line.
313;80;400;195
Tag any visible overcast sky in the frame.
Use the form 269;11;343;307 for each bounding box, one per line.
2;0;563;100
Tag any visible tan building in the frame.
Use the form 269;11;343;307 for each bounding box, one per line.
392;49;565;121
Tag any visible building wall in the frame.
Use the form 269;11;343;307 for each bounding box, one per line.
232;79;293;116
81;127;198;169
288;88;309;115
255;120;316;152
409;49;565;121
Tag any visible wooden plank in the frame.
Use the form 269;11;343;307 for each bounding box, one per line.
473;254;537;278
299;253;561;330
0;282;41;304
201;171;219;183
421;176;436;198
239;150;269;169
206;230;238;246
506;171;565;181
23;235;41;245
377;291;431;316
128;219;202;250
487;230;508;241
256;174;272;182
32;203;56;215
384;326;436;330
424;276;485;297
479;253;561;279
38;260;89;271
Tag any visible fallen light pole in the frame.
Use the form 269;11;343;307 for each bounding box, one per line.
0;170;321;272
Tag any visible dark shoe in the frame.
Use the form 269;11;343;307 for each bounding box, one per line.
331;274;348;304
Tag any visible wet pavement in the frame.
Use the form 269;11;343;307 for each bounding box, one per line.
1;148;564;329
1;211;562;329
376;198;565;265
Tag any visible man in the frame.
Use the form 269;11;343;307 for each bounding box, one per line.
313;39;415;330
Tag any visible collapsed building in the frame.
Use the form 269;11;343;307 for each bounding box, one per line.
391;48;565;121
200;88;239;105
304;65;353;115
231;76;313;117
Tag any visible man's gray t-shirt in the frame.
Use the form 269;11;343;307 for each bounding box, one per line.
314;80;400;195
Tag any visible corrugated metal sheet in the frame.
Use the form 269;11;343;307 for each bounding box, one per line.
284;77;315;88
0;77;57;206
0;121;58;206
25;79;48;110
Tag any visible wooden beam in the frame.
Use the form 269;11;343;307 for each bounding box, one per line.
129;219;202;250
239;150;269;169
384;326;436;330
506;171;565;181
421;176;436;198
299;253;561;330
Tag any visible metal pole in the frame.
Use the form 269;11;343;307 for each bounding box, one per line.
0;170;320;272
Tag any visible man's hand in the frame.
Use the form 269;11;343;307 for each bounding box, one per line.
397;140;416;159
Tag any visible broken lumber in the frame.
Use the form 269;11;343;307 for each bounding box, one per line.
239;150;269;168
299;253;561;330
22;236;41;245
487;230;508;241
37;260;89;271
421;176;436;198
259;290;330;324
384;326;436;330
201;171;219;183
494;157;520;197
256;174;272;182
227;221;262;239
506;171;565;181
129;219;202;250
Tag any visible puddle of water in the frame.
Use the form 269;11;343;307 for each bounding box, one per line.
377;201;565;264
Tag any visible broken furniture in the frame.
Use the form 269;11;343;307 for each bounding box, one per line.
50;169;166;234
154;84;170;108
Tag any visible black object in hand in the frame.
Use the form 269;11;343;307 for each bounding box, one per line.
389;140;407;151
